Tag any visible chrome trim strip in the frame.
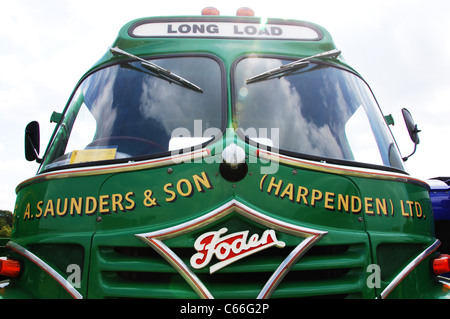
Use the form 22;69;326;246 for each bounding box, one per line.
148;237;213;299
258;233;324;298
6;241;83;299
16;148;210;193
380;239;441;299
257;149;429;188
0;280;9;289
136;199;327;299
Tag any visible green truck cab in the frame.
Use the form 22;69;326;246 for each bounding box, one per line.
2;8;450;299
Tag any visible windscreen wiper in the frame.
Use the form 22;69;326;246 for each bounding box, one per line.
110;46;203;93
246;49;341;84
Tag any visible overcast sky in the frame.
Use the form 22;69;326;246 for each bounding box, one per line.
1;0;449;211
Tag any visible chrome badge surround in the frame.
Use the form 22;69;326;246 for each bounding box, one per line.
135;199;327;299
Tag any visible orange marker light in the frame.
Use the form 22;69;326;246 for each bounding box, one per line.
433;254;450;275
202;7;220;15
236;7;255;16
0;258;21;278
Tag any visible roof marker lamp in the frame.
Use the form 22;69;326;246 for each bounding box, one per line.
236;7;255;16
202;7;220;15
0;258;22;278
433;254;450;275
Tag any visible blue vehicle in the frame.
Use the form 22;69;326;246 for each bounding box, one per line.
428;177;450;254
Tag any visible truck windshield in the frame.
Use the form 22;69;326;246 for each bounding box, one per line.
42;56;224;171
234;57;405;171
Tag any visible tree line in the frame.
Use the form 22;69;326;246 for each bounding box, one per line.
0;210;13;238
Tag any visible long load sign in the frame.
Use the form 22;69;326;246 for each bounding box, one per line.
131;20;321;40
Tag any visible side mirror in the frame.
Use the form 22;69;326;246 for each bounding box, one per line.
25;121;41;162
401;108;420;161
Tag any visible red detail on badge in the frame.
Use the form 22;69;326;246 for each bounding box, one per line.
190;228;286;273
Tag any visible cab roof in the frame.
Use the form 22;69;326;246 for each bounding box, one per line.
91;15;348;72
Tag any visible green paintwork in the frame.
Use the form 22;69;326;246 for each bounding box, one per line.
2;15;446;299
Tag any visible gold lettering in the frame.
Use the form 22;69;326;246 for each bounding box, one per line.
407;201;414;217
193;172;212;192
35;201;43;218
24;203;31;220
99;195;110;214
280;183;294;201
415;202;423;218
310;189;323;207
70;197;83;216
296;186;309;205
85;197;97;215
376;198;388;216
267;177;283;196
401;200;409;217
124;192;135;210
177;179;193;197
260;174;268;191
338;194;349;213
56;198;68;216
351;196;361;214
164;183;177;202
365;197;374;215
390;199;394;216
324;192;335;210
401;200;416;218
44;200;55;218
111;194;124;212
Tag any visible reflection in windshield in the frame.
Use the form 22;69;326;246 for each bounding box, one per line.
110;46;203;93
42;56;223;170
234;57;405;171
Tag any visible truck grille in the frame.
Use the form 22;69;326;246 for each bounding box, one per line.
92;242;369;299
